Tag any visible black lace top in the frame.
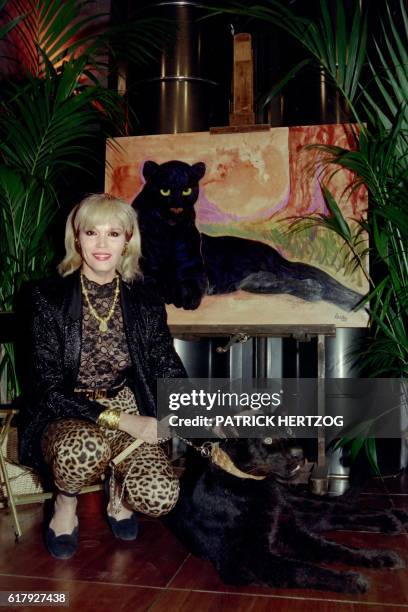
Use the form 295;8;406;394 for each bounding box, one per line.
76;275;131;389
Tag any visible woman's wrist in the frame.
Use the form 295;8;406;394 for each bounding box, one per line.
118;414;158;443
118;412;135;434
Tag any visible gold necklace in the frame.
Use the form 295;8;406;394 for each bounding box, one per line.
80;272;120;333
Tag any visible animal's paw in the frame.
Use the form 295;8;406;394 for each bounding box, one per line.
392;509;408;528
343;572;369;593
362;550;405;569
173;282;205;310
373;511;405;534
183;294;203;310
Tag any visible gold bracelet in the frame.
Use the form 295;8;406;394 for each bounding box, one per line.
97;408;121;430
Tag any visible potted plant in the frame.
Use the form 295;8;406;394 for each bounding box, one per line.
215;0;407;470
0;0;171;400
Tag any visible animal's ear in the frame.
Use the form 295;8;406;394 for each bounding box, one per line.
191;162;206;181
142;161;159;180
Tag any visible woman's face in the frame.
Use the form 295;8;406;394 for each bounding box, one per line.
78;221;127;284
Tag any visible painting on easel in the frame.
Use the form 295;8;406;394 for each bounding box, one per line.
105;124;368;329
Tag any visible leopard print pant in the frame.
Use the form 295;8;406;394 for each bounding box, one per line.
41;387;179;517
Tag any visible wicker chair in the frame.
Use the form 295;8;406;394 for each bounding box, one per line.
0;407;102;539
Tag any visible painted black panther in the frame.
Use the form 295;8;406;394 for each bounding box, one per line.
132;160;364;311
164;438;407;593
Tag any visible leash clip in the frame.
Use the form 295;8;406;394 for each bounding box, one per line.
200;442;213;458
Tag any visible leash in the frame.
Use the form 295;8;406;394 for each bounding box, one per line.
179;436;266;480
111;435;266;481
108;436;215;515
110;434;213;466
175;435;214;457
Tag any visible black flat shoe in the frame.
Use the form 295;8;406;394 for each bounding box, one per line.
106;513;139;541
104;477;139;541
44;524;79;559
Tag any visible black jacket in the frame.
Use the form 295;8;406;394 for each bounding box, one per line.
18;271;187;474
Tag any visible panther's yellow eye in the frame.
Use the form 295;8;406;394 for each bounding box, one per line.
182;187;192;196
160;188;171;196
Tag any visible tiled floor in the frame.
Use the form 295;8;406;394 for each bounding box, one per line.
0;474;407;611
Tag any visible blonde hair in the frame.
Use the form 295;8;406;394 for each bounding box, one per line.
58;193;142;282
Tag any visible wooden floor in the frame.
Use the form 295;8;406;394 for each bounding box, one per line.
0;474;407;612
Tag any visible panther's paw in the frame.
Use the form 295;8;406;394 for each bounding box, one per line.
378;512;404;534
392;509;408;528
344;572;369;593
173;282;205;310
363;550;405;569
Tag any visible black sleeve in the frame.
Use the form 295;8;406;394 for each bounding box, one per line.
25;285;105;423
147;298;187;381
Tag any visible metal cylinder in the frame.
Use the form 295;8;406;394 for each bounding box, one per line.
126;1;232;375
128;0;231;134
325;328;368;493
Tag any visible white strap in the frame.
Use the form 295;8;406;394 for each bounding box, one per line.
111;438;144;466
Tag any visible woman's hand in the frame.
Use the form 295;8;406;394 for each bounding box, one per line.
119;413;158;443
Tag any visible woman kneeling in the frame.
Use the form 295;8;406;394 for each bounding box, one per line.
19;193;186;559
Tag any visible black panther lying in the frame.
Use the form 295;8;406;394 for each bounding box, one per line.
132;160;364;311
164;438;406;594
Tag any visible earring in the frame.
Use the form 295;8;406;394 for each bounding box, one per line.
122;242;128;257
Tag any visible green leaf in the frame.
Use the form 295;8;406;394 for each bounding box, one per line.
346;3;367;100
372;215;389;262
321;184;352;242
335;0;346;89
319;0;336;74
350;437;365;462
0;12;24;42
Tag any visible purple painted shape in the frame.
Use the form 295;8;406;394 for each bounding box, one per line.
197;185;291;224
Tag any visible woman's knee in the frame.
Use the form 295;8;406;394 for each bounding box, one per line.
126;473;180;517
42;419;111;488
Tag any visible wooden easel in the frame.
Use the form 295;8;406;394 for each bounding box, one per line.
205;33;332;492
210;33;269;135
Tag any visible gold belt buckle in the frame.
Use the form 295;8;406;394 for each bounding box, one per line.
94;388;108;400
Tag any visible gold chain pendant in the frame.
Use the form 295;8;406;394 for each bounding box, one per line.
99;320;108;333
80;272;119;334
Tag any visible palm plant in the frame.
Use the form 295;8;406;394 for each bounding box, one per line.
214;0;408;467
0;0;172;399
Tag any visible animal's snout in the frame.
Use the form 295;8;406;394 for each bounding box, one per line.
170;207;183;214
289;446;304;464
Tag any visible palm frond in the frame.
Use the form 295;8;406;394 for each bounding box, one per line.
0;0;176;399
213;0;367;120
0;0;23;41
2;0;172;83
213;0;408;464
